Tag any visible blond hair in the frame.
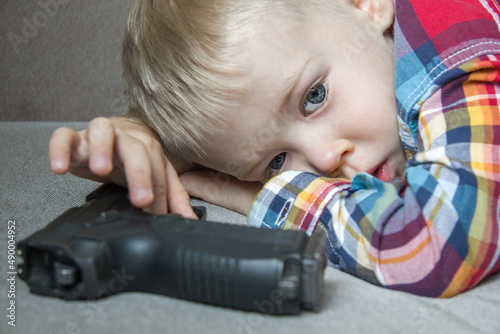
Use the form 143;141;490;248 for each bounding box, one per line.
122;0;342;165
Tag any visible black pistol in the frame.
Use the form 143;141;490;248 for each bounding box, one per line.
17;184;327;315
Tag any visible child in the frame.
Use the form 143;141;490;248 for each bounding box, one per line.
49;0;500;297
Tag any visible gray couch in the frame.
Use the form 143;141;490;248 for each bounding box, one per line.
1;1;499;334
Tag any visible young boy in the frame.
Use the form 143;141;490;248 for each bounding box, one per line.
49;0;500;297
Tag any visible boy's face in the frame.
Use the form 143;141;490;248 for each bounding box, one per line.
202;1;406;183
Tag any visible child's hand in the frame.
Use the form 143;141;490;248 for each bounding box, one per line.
48;117;198;219
180;170;262;216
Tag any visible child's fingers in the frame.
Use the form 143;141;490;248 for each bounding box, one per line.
49;118;197;218
120;130;196;217
87;117;115;177
143;145;168;215
48;127;82;174
114;129;155;209
164;159;198;219
118;128;169;214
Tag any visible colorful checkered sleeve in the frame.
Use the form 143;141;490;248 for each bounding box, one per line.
248;0;500;297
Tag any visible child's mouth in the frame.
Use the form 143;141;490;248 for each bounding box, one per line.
373;162;392;182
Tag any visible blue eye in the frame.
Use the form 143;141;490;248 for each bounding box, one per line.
301;82;327;116
269;153;286;174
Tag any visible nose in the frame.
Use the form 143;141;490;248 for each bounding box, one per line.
295;139;354;177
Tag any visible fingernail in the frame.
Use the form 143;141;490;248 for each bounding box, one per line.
51;159;64;172
135;188;153;202
93;156;110;170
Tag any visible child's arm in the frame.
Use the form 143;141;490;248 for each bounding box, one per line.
248;56;500;297
180;169;262;216
48;116;198;219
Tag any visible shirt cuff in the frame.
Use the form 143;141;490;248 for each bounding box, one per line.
247;171;351;235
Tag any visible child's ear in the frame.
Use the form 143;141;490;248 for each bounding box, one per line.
353;0;394;31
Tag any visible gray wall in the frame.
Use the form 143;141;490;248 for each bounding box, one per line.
1;0;130;121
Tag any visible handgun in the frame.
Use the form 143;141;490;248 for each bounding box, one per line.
17;184;327;315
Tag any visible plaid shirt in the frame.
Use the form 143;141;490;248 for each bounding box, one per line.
248;0;500;297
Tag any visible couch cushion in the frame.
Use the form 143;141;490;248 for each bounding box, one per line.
1;122;499;334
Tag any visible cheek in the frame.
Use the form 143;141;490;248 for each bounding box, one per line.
374;116;401;148
351;110;400;150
